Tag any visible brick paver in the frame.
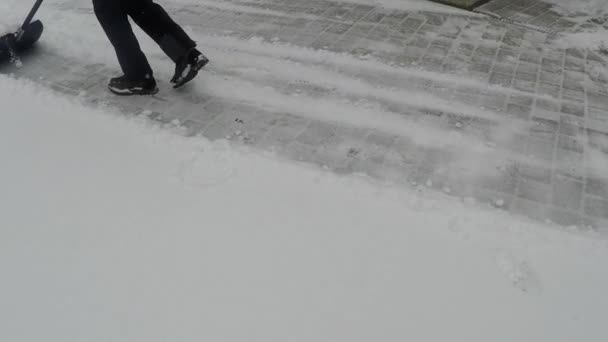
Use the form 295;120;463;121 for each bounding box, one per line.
2;0;608;231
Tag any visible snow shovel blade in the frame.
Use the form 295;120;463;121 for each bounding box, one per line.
1;0;45;64
1;20;44;64
16;19;44;49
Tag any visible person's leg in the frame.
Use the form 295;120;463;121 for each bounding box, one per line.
93;0;153;80
124;0;209;88
124;0;196;63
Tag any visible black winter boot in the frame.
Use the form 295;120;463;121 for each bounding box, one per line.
171;48;209;89
108;74;159;96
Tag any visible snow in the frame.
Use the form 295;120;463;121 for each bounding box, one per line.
2;1;608;340
2;71;608;342
329;0;473;14
559;28;608;51
172;0;473;15
545;0;608;16
544;0;608;51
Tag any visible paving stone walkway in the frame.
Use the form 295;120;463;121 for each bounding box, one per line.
477;0;608;34
2;0;608;231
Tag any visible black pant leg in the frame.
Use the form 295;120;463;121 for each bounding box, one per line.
124;0;197;63
93;0;153;79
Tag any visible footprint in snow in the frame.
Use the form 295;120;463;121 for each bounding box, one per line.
495;252;543;295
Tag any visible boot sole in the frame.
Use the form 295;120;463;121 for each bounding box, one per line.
108;85;160;96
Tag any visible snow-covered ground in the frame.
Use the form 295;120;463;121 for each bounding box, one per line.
546;0;608;16
544;0;608;51
2;1;608;340
329;0;470;13
170;0;470;14
2;69;608;341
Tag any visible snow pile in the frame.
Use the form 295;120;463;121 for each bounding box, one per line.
545;0;608;51
2;73;608;342
0;23;14;34
545;0;608;15
0;15;20;34
559;28;608;52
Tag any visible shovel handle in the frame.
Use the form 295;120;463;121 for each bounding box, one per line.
22;0;44;29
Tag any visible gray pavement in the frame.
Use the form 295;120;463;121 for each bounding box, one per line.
2;0;608;231
477;0;608;34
